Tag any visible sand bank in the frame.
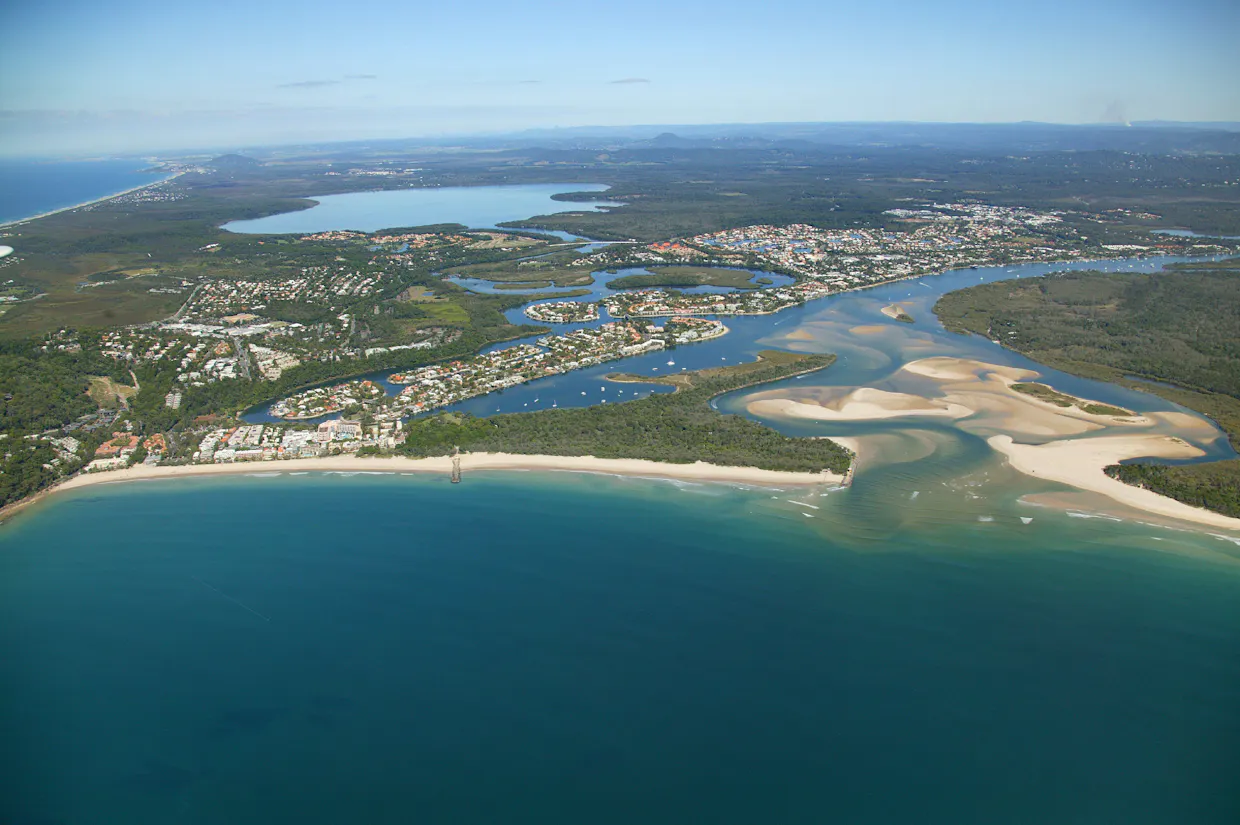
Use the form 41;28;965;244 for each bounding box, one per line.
750;389;972;422
880;303;912;321
989;434;1240;531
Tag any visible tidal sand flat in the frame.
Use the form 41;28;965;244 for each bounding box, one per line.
743;356;1238;532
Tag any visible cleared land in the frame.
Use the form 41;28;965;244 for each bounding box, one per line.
87;376;138;408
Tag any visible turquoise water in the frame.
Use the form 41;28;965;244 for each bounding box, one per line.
3;472;1239;824
222;183;619;235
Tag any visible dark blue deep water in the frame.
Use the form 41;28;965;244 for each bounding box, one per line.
0;159;165;224
3;472;1239;824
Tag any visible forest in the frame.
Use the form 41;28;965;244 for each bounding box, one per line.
398;351;853;475
934;262;1240;517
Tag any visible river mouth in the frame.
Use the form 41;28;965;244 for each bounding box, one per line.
246;250;1240;534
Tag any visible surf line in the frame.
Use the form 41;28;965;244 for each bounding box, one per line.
193;576;272;622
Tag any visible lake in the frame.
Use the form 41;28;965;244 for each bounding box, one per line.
222;183;620;235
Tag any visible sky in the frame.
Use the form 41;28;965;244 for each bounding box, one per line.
1;0;1238;157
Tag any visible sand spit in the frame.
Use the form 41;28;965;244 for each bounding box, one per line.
990;434;1240;532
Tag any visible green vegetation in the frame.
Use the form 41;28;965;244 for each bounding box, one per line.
1104;461;1240;519
1010;382;1131;416
445;249;597;287
399;351;852;475
935;264;1240;516
0;344;119;436
606;266;761;290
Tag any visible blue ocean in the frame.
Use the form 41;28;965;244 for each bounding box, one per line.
0;159;165;224
2;472;1239;824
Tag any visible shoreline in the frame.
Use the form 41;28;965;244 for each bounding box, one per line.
0;170;183;230
1;452;846;524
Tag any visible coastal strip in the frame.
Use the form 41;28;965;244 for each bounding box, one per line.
1;453;846;523
0;171;184;230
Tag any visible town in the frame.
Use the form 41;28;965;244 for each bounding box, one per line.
22;203;1231;484
270;316;725;422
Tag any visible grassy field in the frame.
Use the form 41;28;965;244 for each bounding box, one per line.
445;249;598;287
397;285;442;302
416;302;471;325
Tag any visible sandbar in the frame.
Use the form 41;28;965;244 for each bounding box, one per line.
989;434;1240;531
750;389;972;422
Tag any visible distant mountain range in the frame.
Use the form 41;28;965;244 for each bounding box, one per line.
238;121;1240;159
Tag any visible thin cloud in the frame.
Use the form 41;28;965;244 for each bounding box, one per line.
278;80;341;89
345;74;378;80
609;78;651;85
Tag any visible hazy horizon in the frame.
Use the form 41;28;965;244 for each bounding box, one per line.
3;0;1238;157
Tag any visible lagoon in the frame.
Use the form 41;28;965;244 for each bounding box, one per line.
222;183;620;235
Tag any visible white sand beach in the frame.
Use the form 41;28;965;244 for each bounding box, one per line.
37;452;845;506
989;434;1240;531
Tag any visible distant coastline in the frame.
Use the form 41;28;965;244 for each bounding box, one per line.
0;169;182;230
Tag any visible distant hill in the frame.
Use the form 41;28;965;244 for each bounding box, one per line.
207;154;263;170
